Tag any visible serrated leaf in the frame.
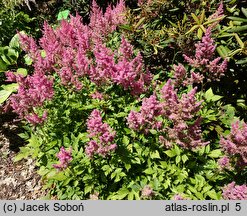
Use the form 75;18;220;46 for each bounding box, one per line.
150;150;160;159
116;188;129;200
175;155;181;164
165;150;177;158
208;149;222;158
182;155;188;163
144;168;154;175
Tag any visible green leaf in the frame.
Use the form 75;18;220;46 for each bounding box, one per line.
0;90;12;104
24;54;33;65
191;13;200;24
0;57;8;72
206;190;218;200
116;188;129;200
227;16;247;22
204;88;222;102
144;168;154;175
208;149;222;158
119;24;132;31
182;155;188;163
228;25;247;32
216;46;229;58
127;192;134;200
236;57;247;64
122;136;129;145
16;68;28;76
9;34;20;48
204;88;214;101
150;150;160;159
165;150;177;158
57;10;70;20
149;129;157;135
241;7;247;18
2;83;18;92
47;170;67;181
175;155;181;164
4;48;19;64
211;95;222;102
134;17;145;29
14;153;26;162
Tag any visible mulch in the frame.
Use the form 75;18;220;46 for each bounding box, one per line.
0;109;46;200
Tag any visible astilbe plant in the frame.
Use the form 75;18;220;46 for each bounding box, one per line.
5;0;243;200
5;0;152;125
173;28;228;86
220;121;247;166
86;109;117;158
127;79;209;149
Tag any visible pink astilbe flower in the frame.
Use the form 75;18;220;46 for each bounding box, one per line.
128;79;208;149
89;0;126;41
18;32;39;59
53;146;73;170
220;121;247;165
127;95;162;132
172;194;187;200
90;44;116;85
161;80;208;149
114;38;153;95
6;72;54;125
172;64;187;86
194;29;216;60
86;109;117;158
222;182;247;200
141;185;154;198
90;91;104;100
119;36;134;60
90;192;99;200
160;79;179;115
15;1;150;96
208;2;224;29
25;111;48;125
159;135;172;148
218;156;231;171
126;111;143;131
173;28;227;86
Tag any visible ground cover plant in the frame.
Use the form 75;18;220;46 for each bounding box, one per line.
1;0;247;200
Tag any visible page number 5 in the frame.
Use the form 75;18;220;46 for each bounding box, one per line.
235;203;241;211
